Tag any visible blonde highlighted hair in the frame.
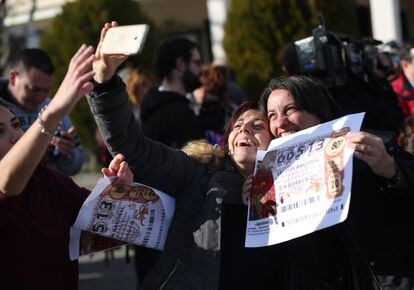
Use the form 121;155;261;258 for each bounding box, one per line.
181;139;225;166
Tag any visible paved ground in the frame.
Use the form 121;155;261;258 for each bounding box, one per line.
72;171;137;290
78;246;136;290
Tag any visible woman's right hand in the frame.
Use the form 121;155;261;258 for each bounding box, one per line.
242;174;253;206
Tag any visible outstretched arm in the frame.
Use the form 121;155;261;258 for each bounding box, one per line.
0;45;95;196
88;22;199;197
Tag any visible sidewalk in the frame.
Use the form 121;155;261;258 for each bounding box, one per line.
78;246;136;290
71;170;137;290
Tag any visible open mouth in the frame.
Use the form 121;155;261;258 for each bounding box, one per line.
236;139;255;148
279;130;297;137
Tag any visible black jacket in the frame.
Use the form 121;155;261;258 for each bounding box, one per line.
140;87;203;149
87;77;286;290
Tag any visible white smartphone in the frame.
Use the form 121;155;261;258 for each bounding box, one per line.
100;24;149;55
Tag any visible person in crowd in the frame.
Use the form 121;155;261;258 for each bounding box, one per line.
190;64;235;145
254;75;414;289
0;45;133;290
283;41;404;135
87;22;288;289
212;58;250;105
0;48;84;175
399;115;414;154
139;35;204;149
124;67;156;122
390;42;414;117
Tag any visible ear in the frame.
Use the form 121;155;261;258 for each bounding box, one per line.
8;70;18;86
401;60;410;70
175;57;187;73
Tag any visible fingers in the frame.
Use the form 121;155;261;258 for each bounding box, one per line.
102;153;133;185
241;174;253;206
348;131;396;178
242;191;249;206
71;45;94;68
347;132;385;157
96;22;118;56
107;153;125;173
51;136;75;156
117;160;128;178
71;44;88;63
102;154;123;178
101;167;112;178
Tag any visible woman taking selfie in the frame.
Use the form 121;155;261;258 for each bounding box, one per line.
0;45;132;290
87;22;289;290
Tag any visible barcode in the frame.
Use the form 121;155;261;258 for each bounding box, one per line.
142;209;156;246
280;196;321;213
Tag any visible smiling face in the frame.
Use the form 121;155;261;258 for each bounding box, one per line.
228;109;271;177
0;105;24;160
267;89;320;138
8;67;53;112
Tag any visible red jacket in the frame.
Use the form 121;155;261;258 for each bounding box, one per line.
390;72;414;116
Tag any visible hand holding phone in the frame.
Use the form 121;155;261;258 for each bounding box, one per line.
100;24;149;55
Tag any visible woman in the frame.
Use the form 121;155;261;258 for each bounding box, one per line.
0;45;132;290
87;22;288;290
258;75;414;289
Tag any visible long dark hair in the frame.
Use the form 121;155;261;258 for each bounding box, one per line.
259;75;332;123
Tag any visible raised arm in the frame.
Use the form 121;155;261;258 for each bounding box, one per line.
87;22;199;196
0;45;95;196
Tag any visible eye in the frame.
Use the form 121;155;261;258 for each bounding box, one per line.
233;123;242;130
286;106;298;116
253;124;265;130
267;112;276;120
12;120;21;129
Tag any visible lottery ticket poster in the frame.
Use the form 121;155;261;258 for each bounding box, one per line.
69;178;175;260
245;113;364;247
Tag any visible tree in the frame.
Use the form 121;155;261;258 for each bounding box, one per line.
223;0;359;98
41;0;159;149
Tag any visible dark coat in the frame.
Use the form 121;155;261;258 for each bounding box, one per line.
140;87;203;149
87;76;286;290
342;131;414;290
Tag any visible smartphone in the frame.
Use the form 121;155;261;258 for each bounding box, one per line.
100;24;149;55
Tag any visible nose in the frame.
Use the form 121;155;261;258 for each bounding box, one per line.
239;123;251;133
274;114;289;129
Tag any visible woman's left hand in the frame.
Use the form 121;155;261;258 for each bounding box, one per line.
347;131;396;179
101;153;133;185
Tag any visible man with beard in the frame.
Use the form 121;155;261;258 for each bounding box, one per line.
135;36;204;285
139;37;204;148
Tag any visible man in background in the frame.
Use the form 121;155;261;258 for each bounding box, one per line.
390;43;414;117
139;36;204;148
0;48;84;175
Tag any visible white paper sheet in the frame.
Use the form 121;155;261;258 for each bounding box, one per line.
69;178;175;260
245;113;364;247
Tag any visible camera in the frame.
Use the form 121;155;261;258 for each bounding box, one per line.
294;17;398;87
